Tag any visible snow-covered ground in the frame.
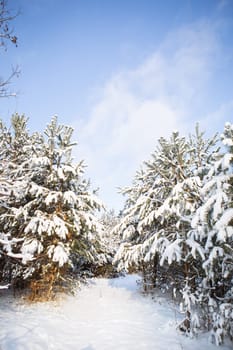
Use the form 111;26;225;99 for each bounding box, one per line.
0;275;232;350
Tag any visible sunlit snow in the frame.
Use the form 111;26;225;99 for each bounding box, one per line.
0;275;232;350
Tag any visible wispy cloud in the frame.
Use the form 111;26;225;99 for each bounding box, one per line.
74;20;233;210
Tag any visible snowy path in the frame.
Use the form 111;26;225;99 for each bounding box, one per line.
0;275;232;350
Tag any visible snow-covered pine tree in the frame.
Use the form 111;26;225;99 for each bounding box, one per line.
0;116;106;300
0;114;42;287
191;122;233;345
114;131;195;288
98;209;121;277
114;125;220;336
155;126;219;334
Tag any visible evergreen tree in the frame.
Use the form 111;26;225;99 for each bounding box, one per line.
113;124;226;340
0;115;41;286
191;122;233;344
0;116;106;300
96;209;121;277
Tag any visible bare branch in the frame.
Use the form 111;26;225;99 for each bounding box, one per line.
0;65;20;97
0;0;19;48
0;0;19;97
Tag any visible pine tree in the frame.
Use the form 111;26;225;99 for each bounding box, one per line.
97;209;121;277
0;116;106;300
191;122;233;344
0;114;41;287
113;125;221;337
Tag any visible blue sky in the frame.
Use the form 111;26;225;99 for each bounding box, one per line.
1;0;233;211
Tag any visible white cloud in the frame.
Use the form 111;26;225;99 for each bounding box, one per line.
74;20;232;211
